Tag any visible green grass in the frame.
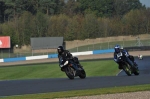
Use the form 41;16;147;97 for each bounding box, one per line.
0;60;118;80
1;84;150;99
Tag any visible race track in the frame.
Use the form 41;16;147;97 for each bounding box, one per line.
0;56;150;97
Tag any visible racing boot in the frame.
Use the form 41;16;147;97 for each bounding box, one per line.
118;63;123;69
118;65;123;69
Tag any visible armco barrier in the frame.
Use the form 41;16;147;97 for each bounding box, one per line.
48;54;58;58
26;55;48;60
72;51;93;56
3;57;26;62
0;59;4;62
93;49;114;54
0;49;114;63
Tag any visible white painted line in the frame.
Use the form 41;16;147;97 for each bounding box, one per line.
116;70;123;76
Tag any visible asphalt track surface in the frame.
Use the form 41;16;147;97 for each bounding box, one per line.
0;57;150;97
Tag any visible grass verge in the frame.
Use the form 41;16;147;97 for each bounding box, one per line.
0;60;118;80
1;84;150;99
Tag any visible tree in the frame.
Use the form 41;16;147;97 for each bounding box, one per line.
0;1;5;23
113;0;145;17
4;0;23;21
66;15;83;40
81;14;99;39
78;0;114;17
34;12;48;37
123;9;147;35
40;0;56;15
48;14;68;38
61;0;80;17
145;8;150;34
18;11;34;45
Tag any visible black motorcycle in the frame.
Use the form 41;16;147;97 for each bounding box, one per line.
117;52;139;76
59;57;86;79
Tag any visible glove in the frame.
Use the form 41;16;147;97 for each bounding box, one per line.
114;59;117;62
114;58;121;63
123;51;129;57
59;64;64;68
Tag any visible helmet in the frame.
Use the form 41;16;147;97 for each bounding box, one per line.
57;46;64;54
114;45;120;53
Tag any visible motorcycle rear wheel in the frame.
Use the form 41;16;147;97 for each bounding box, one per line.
133;68;140;75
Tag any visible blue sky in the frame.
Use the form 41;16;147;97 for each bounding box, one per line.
139;0;150;7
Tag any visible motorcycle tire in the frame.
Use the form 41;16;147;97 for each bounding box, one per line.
65;67;74;80
122;64;132;76
133;68;140;75
78;68;86;79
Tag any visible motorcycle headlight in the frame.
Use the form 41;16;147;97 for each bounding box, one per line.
64;61;69;66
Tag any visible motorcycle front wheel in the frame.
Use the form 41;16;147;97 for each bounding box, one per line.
65;66;74;80
122;63;132;76
78;67;86;79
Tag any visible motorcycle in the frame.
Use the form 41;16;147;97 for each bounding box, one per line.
59;57;86;79
117;52;139;76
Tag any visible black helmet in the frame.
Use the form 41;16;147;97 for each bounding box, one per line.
57;46;64;54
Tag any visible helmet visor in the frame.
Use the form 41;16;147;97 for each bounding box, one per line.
58;49;62;53
115;48;120;53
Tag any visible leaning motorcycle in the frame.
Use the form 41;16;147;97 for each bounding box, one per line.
117;52;139;76
59;57;86;79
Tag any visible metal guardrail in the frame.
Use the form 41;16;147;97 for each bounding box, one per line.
125;46;150;51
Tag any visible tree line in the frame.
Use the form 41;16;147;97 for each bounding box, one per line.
0;0;149;47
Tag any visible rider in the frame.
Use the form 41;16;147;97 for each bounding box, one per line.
57;46;80;71
114;45;138;69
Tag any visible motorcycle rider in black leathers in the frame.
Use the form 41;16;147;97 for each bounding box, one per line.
114;45;138;69
57;46;81;71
